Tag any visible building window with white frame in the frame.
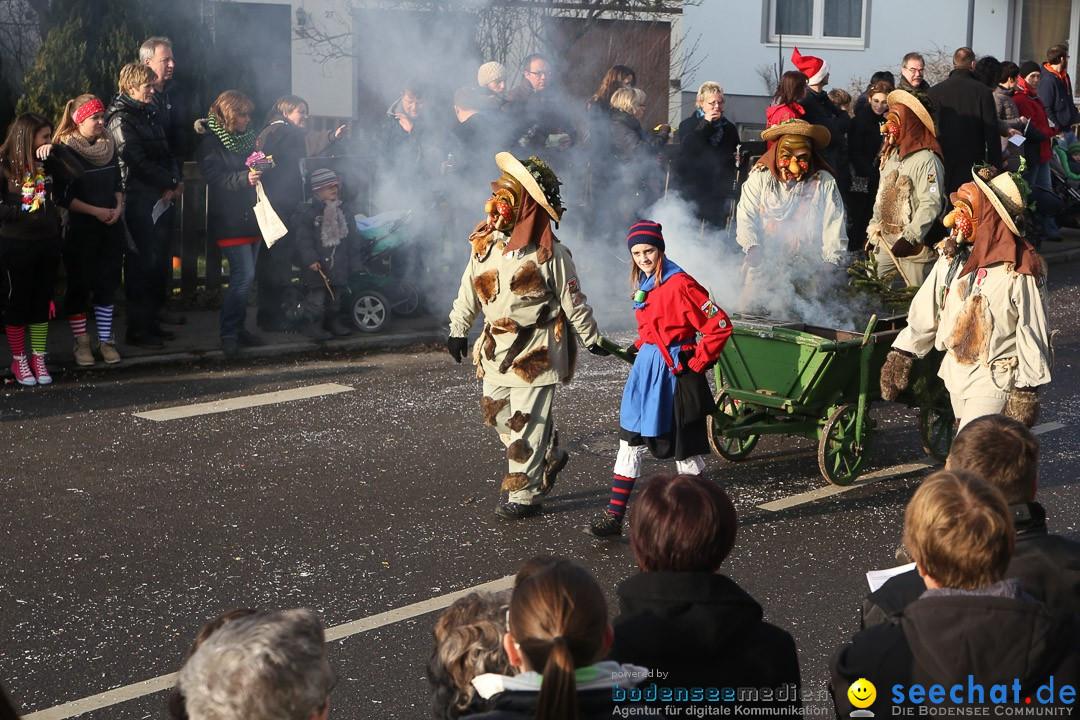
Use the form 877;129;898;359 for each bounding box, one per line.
768;0;867;47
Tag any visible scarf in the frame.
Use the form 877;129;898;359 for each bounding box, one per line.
319;199;348;249
207;115;256;156
502;192;556;264
960;185;1042;279
62;133;115;167
695;108;726;147
1043;62;1073;96
633;258;685;309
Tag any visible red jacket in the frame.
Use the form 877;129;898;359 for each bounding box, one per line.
1013;83;1052;164
765;103;805;148
632;271;732;373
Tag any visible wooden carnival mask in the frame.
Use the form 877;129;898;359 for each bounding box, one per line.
776;135;812;181
942;181;983;256
881;109;902;152
484;172;524;232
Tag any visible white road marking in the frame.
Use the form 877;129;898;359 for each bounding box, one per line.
758;462;933;512
1033;421;1065;435
22;574;515;720
132;383;354;421
758;421;1065;513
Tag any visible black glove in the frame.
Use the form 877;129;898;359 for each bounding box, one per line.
890;237;918;258
626;344;639;363
446;336;467;363
880;349;914;401
1004;387;1040;427
588;343;610;357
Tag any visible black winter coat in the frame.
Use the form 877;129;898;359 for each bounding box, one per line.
675;112;739;226
799;88;849;173
255;115;336;223
105;94;180;198
609;572;801;711
291;197;358;286
194;121;259;242
849;104;886;179
58;144;122;235
928;68;1003;193
861;502;1080;628
154;79;189;161
833;585;1080;715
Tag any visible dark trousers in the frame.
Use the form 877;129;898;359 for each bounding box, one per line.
63;219;124;314
256;232;295;327
1;237;61;326
123;195;171;335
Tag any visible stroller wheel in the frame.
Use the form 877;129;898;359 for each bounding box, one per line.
351;290;391;333
280;286;305;325
395;281;425;317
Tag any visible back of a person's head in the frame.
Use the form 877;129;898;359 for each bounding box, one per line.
1000;61;1021;83
630;473;737;573
1048;44;1069;64
775;70;808;104
954;47;976;68
453;86;483;113
974;56;1003;87
177;608;333;720
947;414;1038;504
428;591;512;720
902;470;1014;590
870;70;896;87
610;87;644;114
168;608;259;720
508;558;608;720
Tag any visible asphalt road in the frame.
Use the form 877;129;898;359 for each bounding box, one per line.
2;262;1080;720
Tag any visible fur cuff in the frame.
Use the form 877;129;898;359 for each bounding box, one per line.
880;350;914;402
1004;387;1040;428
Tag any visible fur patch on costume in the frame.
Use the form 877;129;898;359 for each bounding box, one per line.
506;439;533;464
511;346;552;383
878;169;913;236
509;261;547;299
480;396;508;426
490;318;520;335
554;312;565;343
474;270;500;304
482;325;496;361
1004;389;1040;427
471;226;496;260
501;472;530;493
507;411;531;433
498;326;537;374
947;294;992;365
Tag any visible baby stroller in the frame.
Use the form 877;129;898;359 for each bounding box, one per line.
1048;145;1080;229
280;210;424;333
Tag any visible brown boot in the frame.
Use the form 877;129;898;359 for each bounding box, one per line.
73;334;94;366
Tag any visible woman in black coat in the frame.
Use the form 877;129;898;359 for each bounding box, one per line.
253;95;346;332
608;474;802;714
105;62;181;350
676;81;739;233
847;81;892;252
609;86;669;226
195;90;265;356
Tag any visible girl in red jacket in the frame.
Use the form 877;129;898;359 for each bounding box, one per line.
589;220;733;538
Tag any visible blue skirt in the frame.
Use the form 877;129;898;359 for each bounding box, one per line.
619;342;681;438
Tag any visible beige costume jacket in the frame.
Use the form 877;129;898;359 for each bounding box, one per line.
893;254;1052;399
449;229;600;387
868;148;945;248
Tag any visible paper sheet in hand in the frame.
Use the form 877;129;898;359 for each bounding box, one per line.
866;562;916;592
151;198;172;225
1009;134;1026;146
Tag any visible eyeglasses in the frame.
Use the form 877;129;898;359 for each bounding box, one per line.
704;100;724;107
525;70;549;78
904;66;925;75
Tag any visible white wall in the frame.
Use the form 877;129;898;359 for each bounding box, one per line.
234;0;355;118
681;0;975;109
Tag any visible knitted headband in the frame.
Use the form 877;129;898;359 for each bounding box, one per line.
627;220;665;252
74;98;105;124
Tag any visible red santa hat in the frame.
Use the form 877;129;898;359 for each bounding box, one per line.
791;46;829;86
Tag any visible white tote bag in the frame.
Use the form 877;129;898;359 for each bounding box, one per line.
254;181;288;248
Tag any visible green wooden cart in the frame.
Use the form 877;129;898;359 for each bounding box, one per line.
707;313;953;486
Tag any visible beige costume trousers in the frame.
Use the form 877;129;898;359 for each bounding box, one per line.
482;378;556;506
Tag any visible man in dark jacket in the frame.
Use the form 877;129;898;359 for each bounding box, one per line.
503;54;577;166
792;47;849;175
928;47;1003;194
106;62;182;350
898;52;931;93
833;470;1080;716
862;414;1080;628
676;81;740;233
1039;44;1080;145
140;35;188;326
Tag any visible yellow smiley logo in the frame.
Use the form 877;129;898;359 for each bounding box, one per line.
848;678;877;709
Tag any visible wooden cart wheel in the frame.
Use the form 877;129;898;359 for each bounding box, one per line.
918;402;955;463
707;390;759;462
818;403;872;486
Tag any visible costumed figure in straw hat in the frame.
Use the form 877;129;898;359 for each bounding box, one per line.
880;165;1052;430
447;152;607;520
735;119;848;310
865;89;944;288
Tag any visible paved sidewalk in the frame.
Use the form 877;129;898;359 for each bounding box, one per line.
6;233;1080;382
